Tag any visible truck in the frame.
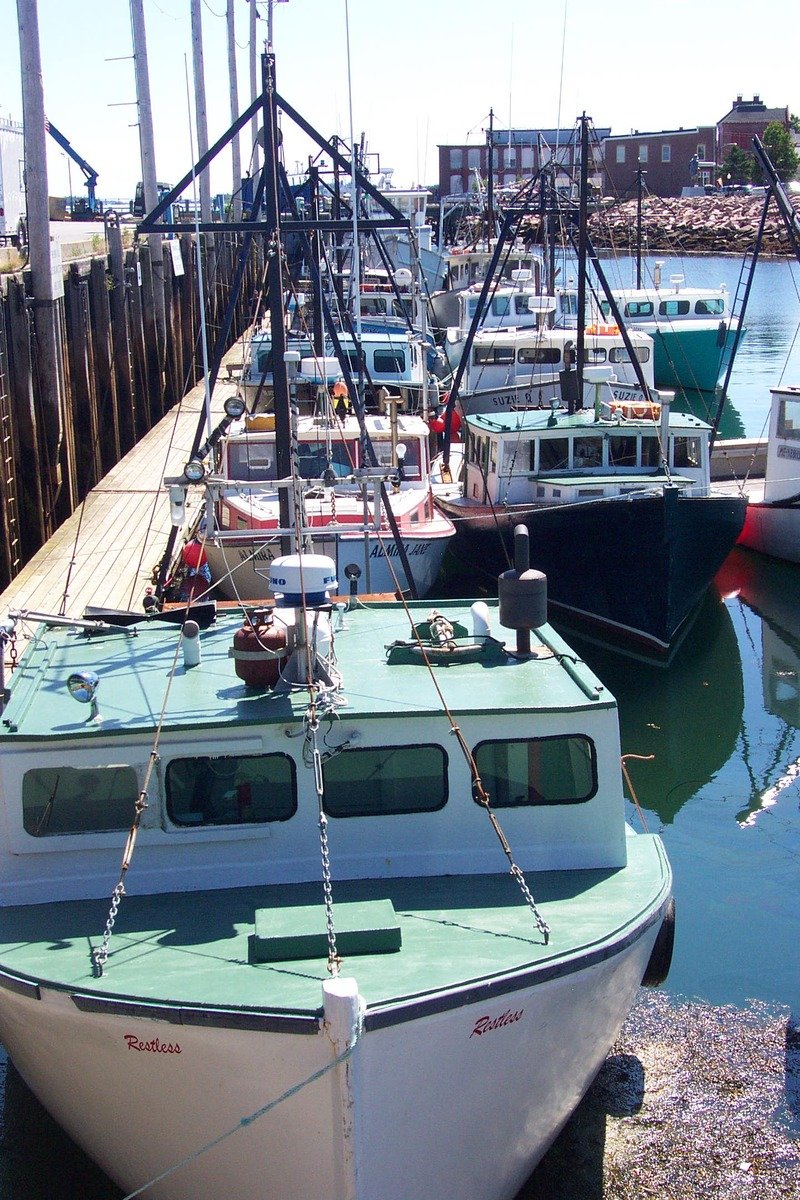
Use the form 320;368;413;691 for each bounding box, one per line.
0;116;26;247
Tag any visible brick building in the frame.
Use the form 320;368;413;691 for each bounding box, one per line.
716;94;790;157
601;127;716;198
437;126;610;199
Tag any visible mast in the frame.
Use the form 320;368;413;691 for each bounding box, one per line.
486;108;495;246
576;113;590;404
636;166;645;288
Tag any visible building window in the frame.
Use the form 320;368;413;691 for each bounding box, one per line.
505;147;516;168
322;744;448;816
473;735;597;806
467;147;480;170
449;175;463;195
450;148;463;170
661;144;671;163
521;147;534;170
638;144;648;164
23;765;139;836
697;144;706;159
616;145;626;164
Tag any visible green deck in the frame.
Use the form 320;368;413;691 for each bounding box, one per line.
0;598;610;744
0;837;670;1020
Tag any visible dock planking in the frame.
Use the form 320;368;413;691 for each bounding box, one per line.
0;352;240;648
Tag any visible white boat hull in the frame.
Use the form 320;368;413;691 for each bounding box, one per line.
203;525;454;600
0;922;659;1200
738;501;800;564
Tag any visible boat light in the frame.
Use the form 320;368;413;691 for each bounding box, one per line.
67;671;101;722
224;395;246;419
183;458;206;484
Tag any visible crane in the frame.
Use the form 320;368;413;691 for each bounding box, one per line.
45;120;102;218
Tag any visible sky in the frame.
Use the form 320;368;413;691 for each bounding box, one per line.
1;0;797;204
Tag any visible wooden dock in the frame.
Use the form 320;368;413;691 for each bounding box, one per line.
0;354;240;637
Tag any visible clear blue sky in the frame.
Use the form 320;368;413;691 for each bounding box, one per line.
1;0;796;202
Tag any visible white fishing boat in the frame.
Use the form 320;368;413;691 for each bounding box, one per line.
0;529;674;1200
736;383;800;562
450;323;655;416
192;404;455;600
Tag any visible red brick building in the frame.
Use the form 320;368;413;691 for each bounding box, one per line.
600;127;716;198
716;94;790;157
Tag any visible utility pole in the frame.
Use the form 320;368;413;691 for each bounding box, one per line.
190;0;212;224
129;0;166;363
226;0;241;220
16;0;68;519
249;0;261;177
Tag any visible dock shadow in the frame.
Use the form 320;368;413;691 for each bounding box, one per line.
516;1052;645;1200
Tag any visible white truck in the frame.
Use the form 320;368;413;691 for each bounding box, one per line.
0;116;26;247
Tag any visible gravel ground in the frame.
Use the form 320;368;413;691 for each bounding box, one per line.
519;992;800;1200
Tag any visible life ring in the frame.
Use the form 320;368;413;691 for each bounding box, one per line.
610;400;661;421
641;897;675;987
585;323;620;336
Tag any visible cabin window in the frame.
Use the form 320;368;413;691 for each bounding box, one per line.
514;295;536;317
372;439;422;480
373;350;406;374
624;301;654;318
539;437;569;471
610;345;650;364
658;300;691;317
672;436;702;469
695;298;724;316
473;734;597;806
777;397;800;440
296;440;354;479
573;437;603;467
517;346;560;365
361;296;389;316
501;440;529;473
474;345;515;365
490;295;513;317
343;350;366;374
608;434;637;466
255;348;274;375
22;765;140;836
227;442;276;481
165;753;296;826
322;745;448;816
641;435;661;467
586;348;607;364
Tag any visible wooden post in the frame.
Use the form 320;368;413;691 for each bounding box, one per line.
227;0;242;221
107;214;136;453
89;256;122;470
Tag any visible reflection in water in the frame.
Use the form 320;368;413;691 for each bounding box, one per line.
567;588;743;825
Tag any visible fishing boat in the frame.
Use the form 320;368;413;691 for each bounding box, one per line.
435;377;748;657
556;271;742;392
0;527;674;1200
192;403;455;601
449;323;655;416
736;385;800;563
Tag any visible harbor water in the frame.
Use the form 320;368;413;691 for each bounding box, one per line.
1;252;799;1197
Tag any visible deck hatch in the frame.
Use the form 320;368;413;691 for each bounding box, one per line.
252;898;402;962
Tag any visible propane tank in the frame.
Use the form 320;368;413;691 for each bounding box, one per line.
230;609;290;689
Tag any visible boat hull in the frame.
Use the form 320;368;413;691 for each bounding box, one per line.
439;488;747;655
651;323;740;392
737;500;800;564
203;523;454;600
0;912;663;1200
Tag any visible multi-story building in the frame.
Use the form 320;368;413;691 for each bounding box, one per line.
437;126;610;199
600;127;717;198
716;94;790;157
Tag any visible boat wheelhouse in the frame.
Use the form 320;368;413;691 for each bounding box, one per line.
737;384;800;563
435;394;748;656
449;325;655;415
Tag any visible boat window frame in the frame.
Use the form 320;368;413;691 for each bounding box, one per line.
321;742;449;818
472;733;598;807
21;763;141;837
164;751;297;828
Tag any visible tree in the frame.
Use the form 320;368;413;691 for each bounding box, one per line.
718;144;758;186
760;121;799;182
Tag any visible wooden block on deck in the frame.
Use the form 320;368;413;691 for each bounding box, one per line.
252;899;402;962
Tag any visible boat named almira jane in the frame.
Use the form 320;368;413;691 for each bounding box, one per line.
0;536;673;1200
435;376;748;657
191;400;456;601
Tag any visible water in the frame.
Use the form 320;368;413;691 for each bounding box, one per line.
2;253;800;1196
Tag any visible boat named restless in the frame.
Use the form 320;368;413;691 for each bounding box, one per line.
0;541;673;1200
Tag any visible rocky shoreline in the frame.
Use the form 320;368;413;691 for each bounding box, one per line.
587;194;800;258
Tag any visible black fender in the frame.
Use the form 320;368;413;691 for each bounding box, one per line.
641;896;675;987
